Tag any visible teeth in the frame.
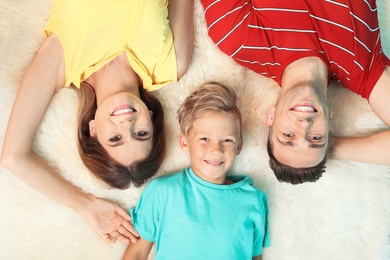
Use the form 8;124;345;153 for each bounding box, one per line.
206;160;222;165
292;106;315;112
112;108;135;115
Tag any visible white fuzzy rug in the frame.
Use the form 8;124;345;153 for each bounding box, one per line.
1;1;390;259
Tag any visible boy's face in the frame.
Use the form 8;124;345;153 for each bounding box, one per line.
180;111;242;184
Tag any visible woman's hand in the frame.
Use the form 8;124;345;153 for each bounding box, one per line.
82;194;140;244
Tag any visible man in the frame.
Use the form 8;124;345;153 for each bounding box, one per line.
201;0;390;184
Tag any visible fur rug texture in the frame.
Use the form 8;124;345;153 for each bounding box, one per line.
1;0;390;259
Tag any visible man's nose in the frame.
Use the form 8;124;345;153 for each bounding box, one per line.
298;117;312;124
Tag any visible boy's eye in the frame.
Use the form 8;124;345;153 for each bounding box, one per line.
223;139;234;143
109;135;121;142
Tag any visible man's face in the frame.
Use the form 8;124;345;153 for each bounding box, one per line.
266;85;330;167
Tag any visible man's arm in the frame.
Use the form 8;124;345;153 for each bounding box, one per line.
329;130;390;165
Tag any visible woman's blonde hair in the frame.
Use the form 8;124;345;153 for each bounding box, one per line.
76;82;165;189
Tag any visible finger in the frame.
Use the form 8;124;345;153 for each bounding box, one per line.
122;219;140;238
115;206;132;221
117;225;139;243
102;233;117;245
110;230;130;244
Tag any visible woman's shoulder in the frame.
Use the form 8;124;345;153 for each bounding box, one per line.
34;34;65;91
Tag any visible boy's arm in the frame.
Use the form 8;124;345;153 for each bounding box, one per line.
168;0;194;79
122;238;154;260
329;130;390;165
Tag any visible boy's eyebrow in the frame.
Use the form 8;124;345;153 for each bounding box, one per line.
277;138;326;149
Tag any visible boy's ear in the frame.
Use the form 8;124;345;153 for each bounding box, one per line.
265;106;275;126
236;139;243;155
89;120;97;138
179;132;188;151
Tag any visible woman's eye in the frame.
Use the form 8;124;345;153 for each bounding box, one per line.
135;131;149;137
283;133;294;139
109;135;121;142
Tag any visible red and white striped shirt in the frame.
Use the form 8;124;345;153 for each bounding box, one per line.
201;0;389;98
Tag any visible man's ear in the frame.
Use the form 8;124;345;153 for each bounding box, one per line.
265;106;275;126
179;132;188;151
89;120;97;138
329;112;334;132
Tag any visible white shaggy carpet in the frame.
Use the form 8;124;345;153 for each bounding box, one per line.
1;1;390;259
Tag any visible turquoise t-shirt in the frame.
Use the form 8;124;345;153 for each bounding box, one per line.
130;167;270;259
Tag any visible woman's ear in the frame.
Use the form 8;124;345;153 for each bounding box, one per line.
265;106;275;126
179;132;188;151
89;120;97;138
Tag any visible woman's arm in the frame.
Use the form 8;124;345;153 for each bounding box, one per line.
122;238;154;260
0;34;138;244
329;130;390;165
168;0;194;79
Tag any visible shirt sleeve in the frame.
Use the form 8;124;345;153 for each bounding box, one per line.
253;192;270;256
130;179;162;242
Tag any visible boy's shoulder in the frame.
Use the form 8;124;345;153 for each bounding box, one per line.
228;174;268;199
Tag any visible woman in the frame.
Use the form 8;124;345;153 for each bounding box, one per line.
0;0;193;244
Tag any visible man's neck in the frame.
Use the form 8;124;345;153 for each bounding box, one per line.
281;56;328;97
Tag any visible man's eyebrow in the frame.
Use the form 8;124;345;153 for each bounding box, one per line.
277;138;326;149
277;138;296;147
309;143;326;149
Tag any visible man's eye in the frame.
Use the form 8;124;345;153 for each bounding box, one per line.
309;136;322;141
109;135;121;142
283;133;294;138
200;137;209;141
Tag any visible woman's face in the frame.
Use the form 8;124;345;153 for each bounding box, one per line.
89;92;153;166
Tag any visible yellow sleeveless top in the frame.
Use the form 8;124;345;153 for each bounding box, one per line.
45;0;177;91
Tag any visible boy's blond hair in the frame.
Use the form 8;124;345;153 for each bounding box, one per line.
177;82;242;140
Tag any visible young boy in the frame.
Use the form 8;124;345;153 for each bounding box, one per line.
123;82;270;260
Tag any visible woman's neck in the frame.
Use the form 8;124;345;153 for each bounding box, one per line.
86;52;141;105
